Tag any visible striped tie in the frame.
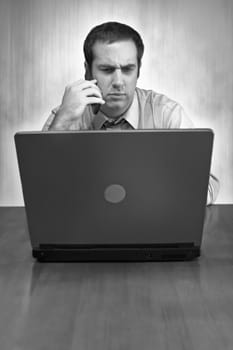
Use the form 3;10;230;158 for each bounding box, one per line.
102;118;132;130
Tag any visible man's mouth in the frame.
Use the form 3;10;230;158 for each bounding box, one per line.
107;93;126;97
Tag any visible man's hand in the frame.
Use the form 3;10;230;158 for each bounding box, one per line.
49;79;105;130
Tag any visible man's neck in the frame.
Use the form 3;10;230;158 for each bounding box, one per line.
100;101;134;121
92;89;139;130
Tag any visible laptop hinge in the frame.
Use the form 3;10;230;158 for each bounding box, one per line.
39;242;195;250
33;242;199;262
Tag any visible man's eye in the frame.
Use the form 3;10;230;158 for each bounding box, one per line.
101;68;114;73
122;67;134;74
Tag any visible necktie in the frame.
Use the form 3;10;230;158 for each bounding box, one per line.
102;118;130;130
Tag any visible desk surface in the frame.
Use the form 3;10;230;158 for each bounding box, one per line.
0;205;233;350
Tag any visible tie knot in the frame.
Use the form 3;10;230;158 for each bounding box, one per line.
103;118;125;129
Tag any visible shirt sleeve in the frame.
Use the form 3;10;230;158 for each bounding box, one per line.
42;107;60;131
179;107;195;128
207;173;220;205
42;106;94;131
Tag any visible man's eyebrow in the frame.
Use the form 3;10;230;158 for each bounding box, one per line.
98;64;137;69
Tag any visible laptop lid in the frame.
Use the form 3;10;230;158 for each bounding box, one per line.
15;129;213;260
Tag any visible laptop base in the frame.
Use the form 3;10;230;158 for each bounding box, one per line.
33;244;200;262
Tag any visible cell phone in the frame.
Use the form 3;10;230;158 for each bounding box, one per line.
85;67;102;114
92;103;100;114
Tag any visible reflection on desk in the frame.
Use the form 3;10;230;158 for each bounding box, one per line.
0;205;233;350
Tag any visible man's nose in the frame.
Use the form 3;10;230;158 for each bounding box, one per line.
112;69;124;89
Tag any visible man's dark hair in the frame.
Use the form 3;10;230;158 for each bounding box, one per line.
83;22;144;77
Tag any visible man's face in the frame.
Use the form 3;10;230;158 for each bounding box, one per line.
90;40;139;118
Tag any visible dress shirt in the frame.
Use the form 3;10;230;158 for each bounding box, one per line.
43;87;194;131
42;87;220;204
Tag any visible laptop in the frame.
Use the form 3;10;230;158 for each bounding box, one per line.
14;129;213;262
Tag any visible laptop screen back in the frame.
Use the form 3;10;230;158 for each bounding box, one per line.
15;129;213;249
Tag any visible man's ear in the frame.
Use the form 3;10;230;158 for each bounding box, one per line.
84;62;93;80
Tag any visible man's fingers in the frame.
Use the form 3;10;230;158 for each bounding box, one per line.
65;81;103;102
86;97;105;105
80;81;100;93
84;87;103;99
67;79;98;92
69;79;96;86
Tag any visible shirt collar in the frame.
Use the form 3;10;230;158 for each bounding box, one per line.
92;91;139;130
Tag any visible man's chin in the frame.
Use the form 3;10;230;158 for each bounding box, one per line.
100;102;129;118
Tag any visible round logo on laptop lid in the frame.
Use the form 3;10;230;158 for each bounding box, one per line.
104;184;126;203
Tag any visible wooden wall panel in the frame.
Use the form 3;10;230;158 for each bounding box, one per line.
0;0;232;204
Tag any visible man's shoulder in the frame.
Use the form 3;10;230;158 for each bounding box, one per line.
135;87;179;110
135;87;193;128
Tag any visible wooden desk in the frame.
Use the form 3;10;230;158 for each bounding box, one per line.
0;205;233;350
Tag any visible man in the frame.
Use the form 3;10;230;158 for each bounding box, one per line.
43;21;219;204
